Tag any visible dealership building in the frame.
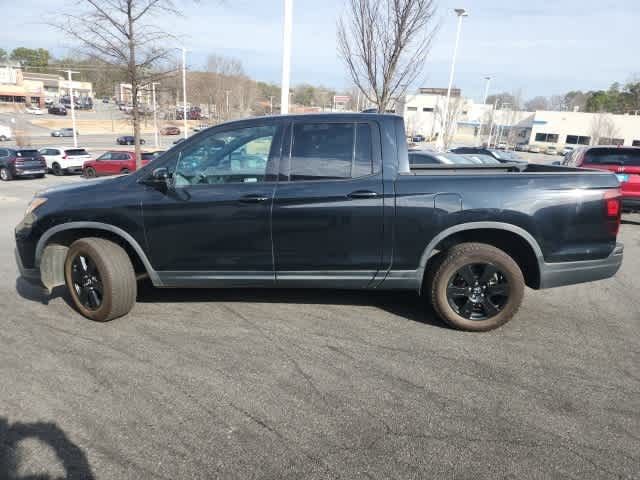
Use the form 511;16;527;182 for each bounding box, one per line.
402;88;640;148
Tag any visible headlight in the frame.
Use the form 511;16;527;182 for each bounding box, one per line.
25;197;47;216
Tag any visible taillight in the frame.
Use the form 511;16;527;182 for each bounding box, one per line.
604;189;621;236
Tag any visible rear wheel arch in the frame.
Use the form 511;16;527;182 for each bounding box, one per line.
36;222;160;289
419;223;542;290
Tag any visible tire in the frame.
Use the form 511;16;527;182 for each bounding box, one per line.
64;238;137;322
428;242;525;331
84;167;96;178
0;135;6;141
121;168;130;174
52;162;64;176
0;167;13;181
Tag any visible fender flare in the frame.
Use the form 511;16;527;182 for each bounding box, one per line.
35;221;162;286
416;221;544;278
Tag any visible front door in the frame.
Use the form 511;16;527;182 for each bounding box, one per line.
141;120;283;286
272;120;384;288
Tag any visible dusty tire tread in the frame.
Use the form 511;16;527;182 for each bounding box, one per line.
429;242;525;332
65;237;136;322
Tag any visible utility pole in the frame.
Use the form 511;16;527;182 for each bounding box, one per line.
182;47;188;140
151;82;160;148
61;70;79;148
477;76;491;146
436;8;468;151
280;0;293;114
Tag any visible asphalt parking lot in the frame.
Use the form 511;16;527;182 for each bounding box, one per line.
1;175;638;479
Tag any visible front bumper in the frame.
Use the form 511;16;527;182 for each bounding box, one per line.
15;247;41;285
539;243;623;289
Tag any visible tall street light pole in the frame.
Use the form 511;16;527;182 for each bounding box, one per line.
151;82;160;148
61;70;79;148
477;75;491;145
280;0;293;114
436;8;468;151
182;47;188;140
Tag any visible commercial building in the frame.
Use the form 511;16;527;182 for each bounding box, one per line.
402;88;640;148
0;63;45;107
0;64;94;107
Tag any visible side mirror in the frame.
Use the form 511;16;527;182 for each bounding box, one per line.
140;167;171;190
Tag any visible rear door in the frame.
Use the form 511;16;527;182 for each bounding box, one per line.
272;120;384;287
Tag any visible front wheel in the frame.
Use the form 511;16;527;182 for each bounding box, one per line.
84;167;96;178
428;242;524;331
64;238;137;321
52;162;64;176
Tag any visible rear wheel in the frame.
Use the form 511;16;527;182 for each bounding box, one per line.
0;135;7;141
64;238;136;322
0;167;13;181
428;242;524;331
84;167;96;178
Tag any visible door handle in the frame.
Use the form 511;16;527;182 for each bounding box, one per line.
348;190;379;199
239;194;270;203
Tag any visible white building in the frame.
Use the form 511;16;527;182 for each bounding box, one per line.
402;88;640;148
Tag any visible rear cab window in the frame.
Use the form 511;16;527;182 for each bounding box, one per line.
584;148;640;166
64;149;90;156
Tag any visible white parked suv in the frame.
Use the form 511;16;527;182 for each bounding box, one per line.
0;125;13;141
39;147;92;175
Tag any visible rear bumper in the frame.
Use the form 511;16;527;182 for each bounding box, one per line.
622;197;640;210
13;167;46;177
539;243;623;289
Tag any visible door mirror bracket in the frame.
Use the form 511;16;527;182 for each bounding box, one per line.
140;167;171;190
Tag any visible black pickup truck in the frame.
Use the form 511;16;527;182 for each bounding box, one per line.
15;114;623;331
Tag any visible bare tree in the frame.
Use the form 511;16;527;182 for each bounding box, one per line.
54;0;180;169
590;113;619;146
434;95;464;150
337;0;437;113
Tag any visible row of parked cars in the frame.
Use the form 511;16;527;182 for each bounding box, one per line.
0;146;164;181
408;146;524;167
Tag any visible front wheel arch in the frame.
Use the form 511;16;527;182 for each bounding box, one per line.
36;223;161;289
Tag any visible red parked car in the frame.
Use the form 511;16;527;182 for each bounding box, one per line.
83;151;155;177
160;126;180;135
563;146;640;210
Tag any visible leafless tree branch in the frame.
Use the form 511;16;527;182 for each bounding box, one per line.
338;0;437;112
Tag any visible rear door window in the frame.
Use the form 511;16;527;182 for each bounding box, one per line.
289;122;375;181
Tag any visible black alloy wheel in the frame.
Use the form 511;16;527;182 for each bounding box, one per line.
69;253;104;311
446;263;509;321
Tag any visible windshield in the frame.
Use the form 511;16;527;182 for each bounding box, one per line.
17;150;39;157
492;150;521;161
65;149;89;156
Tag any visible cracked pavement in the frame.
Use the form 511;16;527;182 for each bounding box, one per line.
1;176;638;479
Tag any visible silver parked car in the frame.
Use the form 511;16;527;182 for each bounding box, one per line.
51;128;78;137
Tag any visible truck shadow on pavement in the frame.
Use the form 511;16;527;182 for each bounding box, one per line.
15;277;448;329
0;417;95;480
136;282;448;328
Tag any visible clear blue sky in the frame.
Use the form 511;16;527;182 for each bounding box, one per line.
2;0;638;101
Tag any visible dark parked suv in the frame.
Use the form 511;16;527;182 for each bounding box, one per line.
15;114;623;331
0;148;47;180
